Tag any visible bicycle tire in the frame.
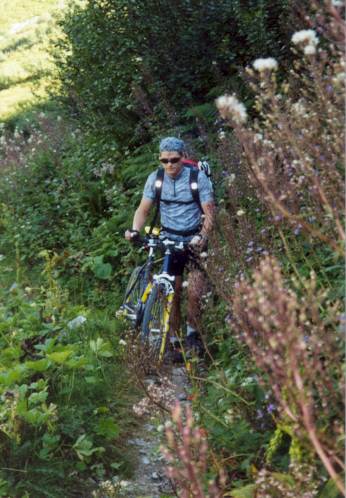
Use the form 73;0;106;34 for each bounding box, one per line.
141;285;167;359
122;265;148;327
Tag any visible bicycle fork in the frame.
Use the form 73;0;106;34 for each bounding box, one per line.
159;291;174;362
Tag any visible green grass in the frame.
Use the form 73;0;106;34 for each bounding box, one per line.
0;0;64;119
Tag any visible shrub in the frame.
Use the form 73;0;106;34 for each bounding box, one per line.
53;0;294;146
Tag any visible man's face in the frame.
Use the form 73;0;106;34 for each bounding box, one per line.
159;151;183;178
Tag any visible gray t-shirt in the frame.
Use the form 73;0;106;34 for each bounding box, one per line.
143;166;213;241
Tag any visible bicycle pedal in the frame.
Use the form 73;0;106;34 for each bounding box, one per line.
115;308;126;318
116;305;137;321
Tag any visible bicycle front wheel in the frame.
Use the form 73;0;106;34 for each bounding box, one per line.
122;265;148;327
141;285;169;360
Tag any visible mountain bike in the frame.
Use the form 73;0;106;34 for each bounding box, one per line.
117;231;189;362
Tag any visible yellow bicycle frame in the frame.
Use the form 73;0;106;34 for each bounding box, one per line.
159;292;174;362
140;280;175;363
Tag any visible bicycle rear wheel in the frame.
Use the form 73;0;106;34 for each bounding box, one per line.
141;285;167;360
121;265;148;327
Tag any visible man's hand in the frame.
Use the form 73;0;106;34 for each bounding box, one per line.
189;233;207;250
125;229;139;241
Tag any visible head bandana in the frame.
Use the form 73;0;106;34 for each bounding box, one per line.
159;137;185;154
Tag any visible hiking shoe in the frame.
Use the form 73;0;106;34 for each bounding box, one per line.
185;332;204;359
165;341;184;364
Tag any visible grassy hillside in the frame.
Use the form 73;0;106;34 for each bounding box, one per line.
0;0;64;119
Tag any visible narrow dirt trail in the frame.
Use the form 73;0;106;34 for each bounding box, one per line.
127;366;190;498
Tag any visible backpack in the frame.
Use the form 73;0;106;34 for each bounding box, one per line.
149;159;212;235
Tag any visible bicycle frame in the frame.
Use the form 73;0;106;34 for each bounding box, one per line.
120;235;187;363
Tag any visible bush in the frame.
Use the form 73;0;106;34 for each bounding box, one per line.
0;255;136;497
53;0;294;146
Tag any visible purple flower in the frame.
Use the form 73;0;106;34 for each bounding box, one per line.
293;224;302;235
267;403;276;414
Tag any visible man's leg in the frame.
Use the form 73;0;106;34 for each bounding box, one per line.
186;269;207;355
169;275;182;341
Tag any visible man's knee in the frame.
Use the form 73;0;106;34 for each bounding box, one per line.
187;270;206;300
174;275;182;301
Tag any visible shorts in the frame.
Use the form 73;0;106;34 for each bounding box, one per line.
167;249;200;277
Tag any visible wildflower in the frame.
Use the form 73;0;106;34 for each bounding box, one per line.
292;101;306;115
119;339;127;346
67;315;87;329
304;44;316;55
291;29;319;47
332;72;345;87
267;403;276;414
236;209;245;216
119;480;130;488
254;133;263;142
200;252;208;259
9;282;18;292
182;280;189;287
215;94;247;124
252;57;278;72
293;224;302;235
227;173;236;185
292;30;319;56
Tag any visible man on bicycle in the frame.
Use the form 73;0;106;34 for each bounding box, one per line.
125;137;214;360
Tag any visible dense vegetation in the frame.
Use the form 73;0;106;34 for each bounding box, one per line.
0;0;344;496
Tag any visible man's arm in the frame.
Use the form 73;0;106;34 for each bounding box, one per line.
125;197;153;240
132;198;153;231
200;201;215;238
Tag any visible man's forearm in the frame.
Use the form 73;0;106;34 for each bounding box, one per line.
132;208;148;231
200;202;215;237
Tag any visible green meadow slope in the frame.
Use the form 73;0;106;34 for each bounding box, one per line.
0;0;64;119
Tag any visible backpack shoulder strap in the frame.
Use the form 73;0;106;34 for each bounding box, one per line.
154;167;164;206
149;168;164;234
189;168;202;211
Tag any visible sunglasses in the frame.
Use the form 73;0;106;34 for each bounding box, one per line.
160;157;181;164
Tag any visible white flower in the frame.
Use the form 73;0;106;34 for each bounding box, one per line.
67;315;87;329
292;29;319;47
252;57;278;72
333;72;346;86
227;173;236;186
119;480;130;488
200;252;208;259
304;44;316;55
119;339;127;346
215;94;247;124
182;280;189;288
292;100;306;115
236;209;245;216
9;282;18;292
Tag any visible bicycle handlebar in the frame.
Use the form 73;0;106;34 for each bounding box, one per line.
132;234;189;252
